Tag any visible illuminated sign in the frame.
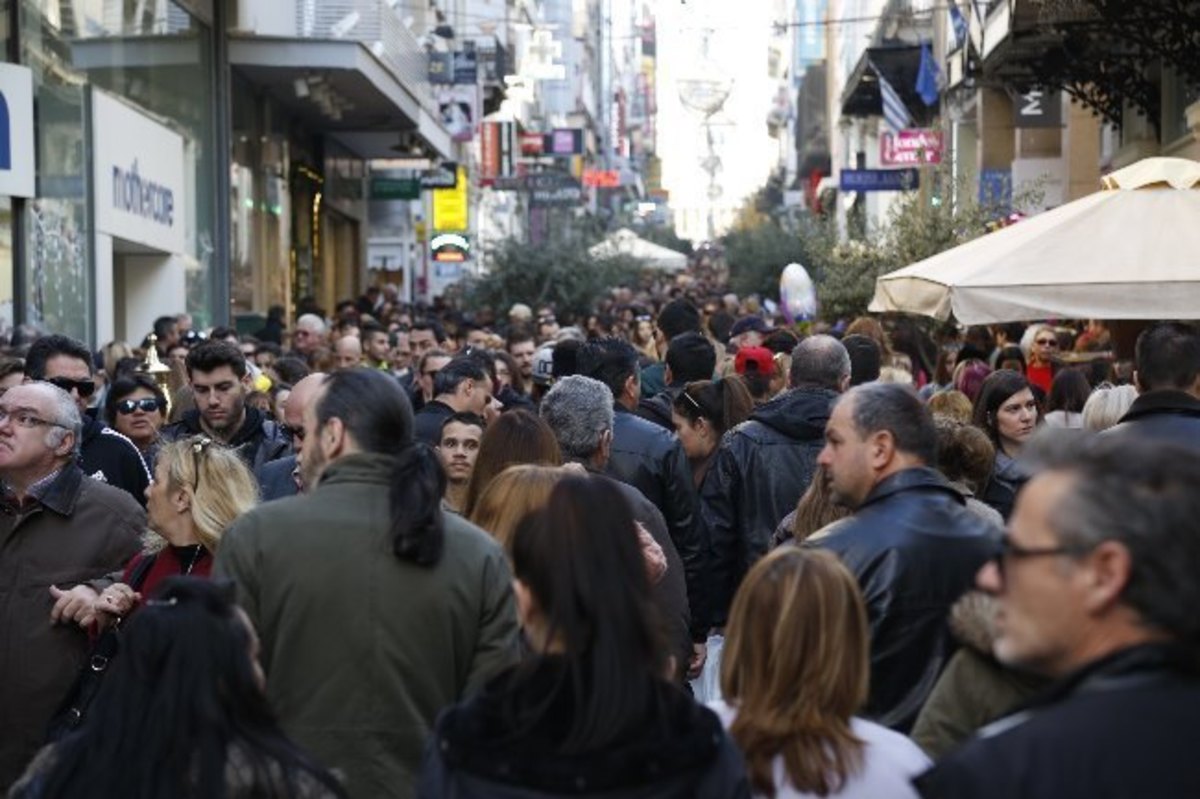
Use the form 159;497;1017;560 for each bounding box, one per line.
431;233;470;263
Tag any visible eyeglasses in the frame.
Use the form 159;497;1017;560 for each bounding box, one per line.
1035;338;1058;347
989;534;1091;581
0;406;68;430
116;398;165;415
46;377;96;398
279;423;305;442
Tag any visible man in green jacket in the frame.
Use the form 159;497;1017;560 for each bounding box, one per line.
216;369;519;798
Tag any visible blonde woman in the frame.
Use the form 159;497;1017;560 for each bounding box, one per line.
468;464;565;550
715;548;929;798
91;436;259;621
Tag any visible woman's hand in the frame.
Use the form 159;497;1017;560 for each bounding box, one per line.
94;582;142;622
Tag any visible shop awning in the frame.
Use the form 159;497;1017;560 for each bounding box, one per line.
229;37;453;161
840;44;929;123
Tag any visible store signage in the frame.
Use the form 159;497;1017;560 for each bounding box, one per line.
519;132;545;155
839;168;919;192
431;233;470;263
370;176;420;200
0;64;35;198
480;121;516;186
428;47;479;85
420;161;458;189
432;166;469;232
1014;89;1062;128
582;169;620;188
547;128;583;156
92;88;185;252
880;129;943;166
527;172;583;207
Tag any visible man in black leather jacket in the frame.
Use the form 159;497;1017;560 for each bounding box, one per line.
1104;321;1200;446
578;338;708;652
811;382;999;733
699;334;850;626
916;435;1200;798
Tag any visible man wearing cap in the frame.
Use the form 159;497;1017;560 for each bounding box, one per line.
729;316;771;352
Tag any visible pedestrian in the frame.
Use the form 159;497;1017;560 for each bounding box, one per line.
1080;382;1137;432
1042;369;1090;429
103;374;168;471
971;370;1038;520
160;341;291;473
671;377;754;487
700;334;849;628
10;578;345;798
215;369;519;798
1023;324;1058;393
460;409;561;518
24;335;152;506
716;548;930;798
1104;321;1200;444
770;469;851;549
255;372;327;501
811;383;998;732
637;331;717;430
640;298;703;398
411;355;492;446
468;463;565;549
436;412;485;513
0;383;143;788
915;434;1200;798
418;476;751;798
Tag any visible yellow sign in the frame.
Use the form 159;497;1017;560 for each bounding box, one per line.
432;166;469;232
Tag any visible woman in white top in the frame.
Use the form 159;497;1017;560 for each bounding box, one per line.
713;548;930;799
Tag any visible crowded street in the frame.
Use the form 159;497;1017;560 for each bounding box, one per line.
3;0;1200;797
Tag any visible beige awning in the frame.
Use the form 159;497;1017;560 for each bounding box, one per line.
869;157;1200;323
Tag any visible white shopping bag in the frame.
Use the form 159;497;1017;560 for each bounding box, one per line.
689;633;724;704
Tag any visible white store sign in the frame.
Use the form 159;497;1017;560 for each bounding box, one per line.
0;64;36;198
92;88;186;253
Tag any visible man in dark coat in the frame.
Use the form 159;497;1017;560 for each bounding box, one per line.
255;372;325;501
916;434;1200;798
699;334;849;626
1104;321;1200;445
411;355;492;446
811;383;998;733
636;332;716;432
578;339;707;655
25;335;151;506
540;374;694;679
160;340;290;473
0;383;143;788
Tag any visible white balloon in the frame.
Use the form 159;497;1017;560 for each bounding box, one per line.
780;262;818;323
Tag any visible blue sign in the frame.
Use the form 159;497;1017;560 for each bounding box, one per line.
0;91;10;169
111;160;176;227
839;168;919;192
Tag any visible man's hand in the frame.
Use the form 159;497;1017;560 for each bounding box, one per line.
687;641;708;681
49;584;100;627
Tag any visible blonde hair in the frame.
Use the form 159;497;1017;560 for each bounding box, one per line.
158;437;259;553
468;464;565;551
1081;383;1138;432
721;548;868;798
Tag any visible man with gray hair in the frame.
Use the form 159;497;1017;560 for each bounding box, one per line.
812;382;997;733
540;375;693;678
289;313;327;365
0;382;144;787
699;334;852;627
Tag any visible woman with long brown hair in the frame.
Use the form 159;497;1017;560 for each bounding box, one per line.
716;548;928;798
460;409;561;517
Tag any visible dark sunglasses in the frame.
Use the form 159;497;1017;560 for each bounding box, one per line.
116;397;165;415
47;377;96;398
280;423;306;442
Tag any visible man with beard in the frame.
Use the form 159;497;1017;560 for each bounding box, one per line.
160;340;290;472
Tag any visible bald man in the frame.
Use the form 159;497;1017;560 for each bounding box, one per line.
334;336;363;371
255;372;327;501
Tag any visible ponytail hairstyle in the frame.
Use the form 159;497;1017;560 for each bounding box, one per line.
314;369;445;566
672;376;754;438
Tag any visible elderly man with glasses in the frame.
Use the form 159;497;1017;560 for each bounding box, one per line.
916;433;1200;798
24;335;152;507
0;382;144;789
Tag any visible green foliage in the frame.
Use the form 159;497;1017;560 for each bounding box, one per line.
722;221;816;298
465;236;643;319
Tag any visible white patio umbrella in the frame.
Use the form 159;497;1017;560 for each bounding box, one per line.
868;157;1200;323
589;228;689;273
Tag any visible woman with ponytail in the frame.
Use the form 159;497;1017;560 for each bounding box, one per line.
215;369;520;797
672;376;754;487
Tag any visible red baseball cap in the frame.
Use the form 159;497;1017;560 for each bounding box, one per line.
735;346;774;375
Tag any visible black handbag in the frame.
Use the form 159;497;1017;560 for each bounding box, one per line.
45;553;157;742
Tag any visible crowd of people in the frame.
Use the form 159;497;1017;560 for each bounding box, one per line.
2;283;1200;798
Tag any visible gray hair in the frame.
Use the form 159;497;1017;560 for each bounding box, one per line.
1081;384;1138;432
842;382;936;466
540;375;615;459
297;313;327;334
1022;431;1200;643
30;382;82;456
790;334;851;391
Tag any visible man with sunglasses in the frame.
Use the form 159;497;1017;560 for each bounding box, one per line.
916;434;1200;798
25;335;152;507
0;382;143;788
256;372;326;501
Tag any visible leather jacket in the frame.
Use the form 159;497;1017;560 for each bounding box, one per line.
808;467;1000;733
606;406;707;637
698;387;837;626
1104;389;1200;447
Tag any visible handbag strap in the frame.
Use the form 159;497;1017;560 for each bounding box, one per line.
128;552;158;593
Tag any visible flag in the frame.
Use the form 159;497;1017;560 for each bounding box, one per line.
949;2;968;49
873;63;913;134
916;41;942;106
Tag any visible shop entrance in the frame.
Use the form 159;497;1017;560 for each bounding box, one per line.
108;235;186;344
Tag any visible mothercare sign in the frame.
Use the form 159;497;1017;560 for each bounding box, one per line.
92;89;185;253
